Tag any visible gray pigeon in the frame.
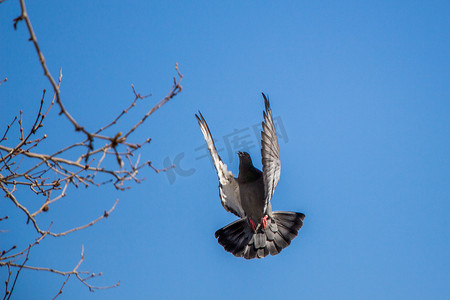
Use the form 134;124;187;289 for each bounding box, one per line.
195;93;305;259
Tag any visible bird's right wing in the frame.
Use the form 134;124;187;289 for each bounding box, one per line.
196;112;245;218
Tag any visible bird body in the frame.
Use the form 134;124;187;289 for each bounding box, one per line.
195;93;305;259
237;152;266;227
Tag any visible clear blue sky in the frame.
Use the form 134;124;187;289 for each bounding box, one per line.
1;1;450;299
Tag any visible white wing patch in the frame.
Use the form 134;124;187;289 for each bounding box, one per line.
261;93;281;213
196;112;245;218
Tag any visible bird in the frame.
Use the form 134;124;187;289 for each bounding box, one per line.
195;93;305;259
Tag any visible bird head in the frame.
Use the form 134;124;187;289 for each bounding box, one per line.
238;151;253;165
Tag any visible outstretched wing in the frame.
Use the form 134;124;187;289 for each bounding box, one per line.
261;93;281;212
195;112;245;218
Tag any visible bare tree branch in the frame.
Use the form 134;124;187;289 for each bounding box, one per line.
1;245;120;298
2;0;183;298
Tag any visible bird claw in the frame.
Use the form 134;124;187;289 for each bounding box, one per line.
262;215;268;229
249;218;257;231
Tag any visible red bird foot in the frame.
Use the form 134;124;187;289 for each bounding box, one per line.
249;218;256;231
262;215;268;229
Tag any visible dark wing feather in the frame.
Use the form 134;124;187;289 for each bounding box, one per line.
196;112;245;218
260;93;281;213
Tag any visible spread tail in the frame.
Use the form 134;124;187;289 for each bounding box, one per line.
215;211;305;259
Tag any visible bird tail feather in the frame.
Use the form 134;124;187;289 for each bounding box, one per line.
214;211;305;259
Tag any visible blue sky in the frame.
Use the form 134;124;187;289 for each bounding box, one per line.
1;0;450;299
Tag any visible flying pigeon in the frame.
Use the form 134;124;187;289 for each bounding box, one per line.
195;93;305;259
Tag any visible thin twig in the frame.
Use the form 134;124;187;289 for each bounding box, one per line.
6;247;31;300
51;274;71;300
0;116;17;142
123;63;183;139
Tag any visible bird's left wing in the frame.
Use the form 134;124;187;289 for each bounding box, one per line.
196;112;245;218
261;93;281;213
